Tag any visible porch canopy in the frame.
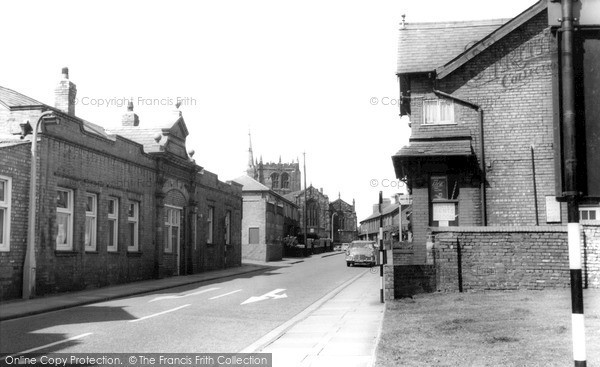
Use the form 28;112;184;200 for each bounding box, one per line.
392;136;476;181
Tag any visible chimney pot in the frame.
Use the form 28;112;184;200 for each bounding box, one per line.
122;102;139;127
55;67;77;116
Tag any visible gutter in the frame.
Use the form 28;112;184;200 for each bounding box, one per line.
432;88;488;226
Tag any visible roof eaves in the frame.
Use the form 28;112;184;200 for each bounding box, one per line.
436;0;546;79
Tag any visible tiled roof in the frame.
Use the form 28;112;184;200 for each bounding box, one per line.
106;127;164;153
0;86;44;108
394;138;473;157
360;203;400;223
397;19;508;74
232;175;271;192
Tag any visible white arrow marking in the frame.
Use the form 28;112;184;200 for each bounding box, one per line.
149;287;220;302
241;289;287;305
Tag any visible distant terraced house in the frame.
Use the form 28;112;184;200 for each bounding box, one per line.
0;68;243;301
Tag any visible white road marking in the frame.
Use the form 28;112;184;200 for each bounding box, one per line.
129;304;190;323
209;290;242;300
149;287;220;302
241;289;287;305
0;333;93;361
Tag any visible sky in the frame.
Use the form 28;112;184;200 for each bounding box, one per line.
0;0;537;220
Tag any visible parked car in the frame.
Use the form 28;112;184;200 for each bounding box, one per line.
341;243;350;252
333;244;342;251
345;240;377;267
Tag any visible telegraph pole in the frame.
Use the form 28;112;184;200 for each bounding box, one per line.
379;191;384;303
303;152;308;257
556;0;586;365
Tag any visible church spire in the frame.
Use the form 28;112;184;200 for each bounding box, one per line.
246;130;255;177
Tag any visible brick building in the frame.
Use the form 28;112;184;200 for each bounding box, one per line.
359;194;412;246
386;1;599;293
0;68;243;301
233;175;299;262
329;196;358;245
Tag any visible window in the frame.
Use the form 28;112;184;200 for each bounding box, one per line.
423;99;454;124
0;176;11;251
107;197;119;252
281;173;290;189
207;206;214;244
225;210;231;245
164;206;181;253
270;173;279;189
580;206;599;221
127;202;139;251
307;200;319;227
85;193;97;251
430;175;459;227
56;188;73;250
249;227;259;244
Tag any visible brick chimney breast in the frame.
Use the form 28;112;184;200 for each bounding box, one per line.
122;101;139;127
54;67;77;116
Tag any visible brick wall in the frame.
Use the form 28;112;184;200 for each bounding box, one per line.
0;109;243;301
0;143;32;300
432;224;600;291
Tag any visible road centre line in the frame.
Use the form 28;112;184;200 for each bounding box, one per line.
209;290;242;300
149;287;220;302
0;333;93;362
129;304;191;323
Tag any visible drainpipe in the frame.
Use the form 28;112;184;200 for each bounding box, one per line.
433;89;487;226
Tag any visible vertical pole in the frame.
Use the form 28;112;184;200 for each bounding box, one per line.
303;152;308;257
379;191;384;303
531;145;539;226
22;123;39;299
559;0;586;365
456;238;463;293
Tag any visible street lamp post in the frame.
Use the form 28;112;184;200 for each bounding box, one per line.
331;212;338;246
21;111;60;299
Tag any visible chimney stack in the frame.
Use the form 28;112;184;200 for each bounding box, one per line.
54;67;77;116
122;101;139;126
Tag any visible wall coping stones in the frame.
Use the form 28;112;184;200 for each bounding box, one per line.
432;226;567;233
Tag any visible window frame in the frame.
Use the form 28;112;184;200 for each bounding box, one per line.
270;173;279;189
164;205;181;254
207;206;214;244
225;210;231;245
84;193;98;252
127;201;139;252
0;176;11;252
579;205;600;221
423;99;455;125
56;188;74;251
107;197;119;252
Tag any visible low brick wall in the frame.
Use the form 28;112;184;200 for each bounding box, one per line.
433;224;600;291
385;264;436;298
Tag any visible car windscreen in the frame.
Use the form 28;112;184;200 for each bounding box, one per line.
351;243;374;250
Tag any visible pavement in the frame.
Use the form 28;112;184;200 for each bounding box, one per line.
0;253;384;367
253;270;384;367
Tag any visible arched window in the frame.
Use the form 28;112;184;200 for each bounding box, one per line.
281;173;290;189
307;200;319;227
270;173;279;189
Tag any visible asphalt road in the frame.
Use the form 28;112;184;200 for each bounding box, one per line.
0;253;370;355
